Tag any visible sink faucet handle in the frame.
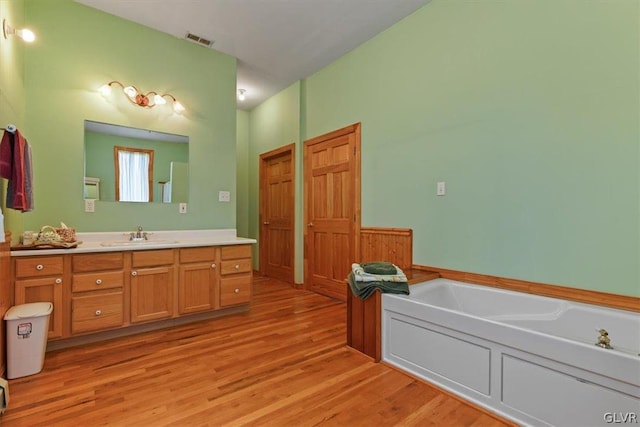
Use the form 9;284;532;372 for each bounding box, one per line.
137;225;143;231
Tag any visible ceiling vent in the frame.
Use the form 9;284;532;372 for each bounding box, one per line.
184;32;214;48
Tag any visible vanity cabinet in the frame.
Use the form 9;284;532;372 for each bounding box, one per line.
130;249;175;323
11;243;253;343
220;245;252;307
178;247;219;314
71;252;125;334
13;255;65;339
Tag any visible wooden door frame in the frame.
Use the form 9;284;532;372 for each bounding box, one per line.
259;143;296;283
303;123;361;290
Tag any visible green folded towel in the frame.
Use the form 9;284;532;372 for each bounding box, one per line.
348;272;409;300
361;261;397;275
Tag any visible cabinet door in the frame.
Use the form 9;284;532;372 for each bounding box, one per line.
15;276;64;339
179;262;218;314
130;266;174;323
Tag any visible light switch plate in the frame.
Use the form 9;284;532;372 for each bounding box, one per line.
84;199;96;213
219;191;231;202
436;181;446;196
179;203;187;214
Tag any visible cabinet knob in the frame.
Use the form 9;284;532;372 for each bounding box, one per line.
96;279;102;285
36;264;44;271
234;264;240;270
211;263;217;269
234;288;240;294
131;271;138;276
55;278;62;284
95;309;102;316
307;222;314;227
263;221;270;225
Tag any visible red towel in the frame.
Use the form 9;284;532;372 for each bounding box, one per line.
0;129;34;211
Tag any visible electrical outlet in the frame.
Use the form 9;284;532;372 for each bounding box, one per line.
436;181;446;196
219;191;231;202
179;203;188;214
84;199;96;213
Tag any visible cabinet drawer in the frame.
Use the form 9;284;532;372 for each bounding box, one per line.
15;256;64;278
73;252;124;272
73;271;124;292
221;245;252;260
220;275;251;306
180;247;216;263
72;291;123;334
220;258;252;275
132;249;174;267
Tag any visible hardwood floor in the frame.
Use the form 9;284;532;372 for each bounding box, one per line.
1;276;512;426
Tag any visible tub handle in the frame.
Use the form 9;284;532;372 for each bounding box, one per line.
595;328;613;349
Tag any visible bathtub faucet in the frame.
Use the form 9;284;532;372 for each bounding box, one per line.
595;328;613;349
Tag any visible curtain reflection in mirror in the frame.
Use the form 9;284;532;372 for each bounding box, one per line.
114;146;154;202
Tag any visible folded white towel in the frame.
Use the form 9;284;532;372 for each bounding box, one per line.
351;263;408;283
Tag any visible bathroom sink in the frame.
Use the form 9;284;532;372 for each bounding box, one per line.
100;239;179;247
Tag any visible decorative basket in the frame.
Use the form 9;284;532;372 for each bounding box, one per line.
55;227;76;243
36;225;63;245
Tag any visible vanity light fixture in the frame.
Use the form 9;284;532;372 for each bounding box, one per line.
2;19;36;43
237;89;246;101
99;80;185;114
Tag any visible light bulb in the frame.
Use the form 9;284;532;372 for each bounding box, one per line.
123;86;137;98
237;89;246;101
173;101;185;114
99;84;112;97
17;28;35;43
154;94;166;105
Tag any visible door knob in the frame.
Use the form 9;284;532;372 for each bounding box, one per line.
263;221;270;225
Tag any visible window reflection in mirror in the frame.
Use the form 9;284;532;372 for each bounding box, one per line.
84;120;188;203
115;146;154;202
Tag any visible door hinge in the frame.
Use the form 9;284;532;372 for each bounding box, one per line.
353;146;356;155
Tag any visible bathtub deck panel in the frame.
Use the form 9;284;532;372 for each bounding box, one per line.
501;355;640;427
387;315;491;395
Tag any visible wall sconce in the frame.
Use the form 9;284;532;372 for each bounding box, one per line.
99;80;185;114
2;19;36;42
237;89;246;101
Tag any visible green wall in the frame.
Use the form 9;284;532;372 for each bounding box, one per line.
248;0;640;296
10;0;237;240
0;0;27;236
236;110;249;238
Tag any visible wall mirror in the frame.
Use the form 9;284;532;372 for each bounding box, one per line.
84;120;189;203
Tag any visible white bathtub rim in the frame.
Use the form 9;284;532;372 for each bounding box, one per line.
398;278;639;354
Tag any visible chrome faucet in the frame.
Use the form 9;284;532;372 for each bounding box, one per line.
129;225;148;241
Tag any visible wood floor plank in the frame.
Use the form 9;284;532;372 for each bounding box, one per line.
1;276;514;426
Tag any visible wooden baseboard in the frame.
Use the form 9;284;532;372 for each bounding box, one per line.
413;265;640;313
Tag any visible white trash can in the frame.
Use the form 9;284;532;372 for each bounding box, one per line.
4;302;53;379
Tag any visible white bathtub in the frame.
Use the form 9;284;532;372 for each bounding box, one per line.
382;279;640;427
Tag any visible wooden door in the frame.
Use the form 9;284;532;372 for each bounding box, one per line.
304;123;361;301
259;144;295;283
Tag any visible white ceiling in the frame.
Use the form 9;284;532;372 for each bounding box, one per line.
75;0;431;110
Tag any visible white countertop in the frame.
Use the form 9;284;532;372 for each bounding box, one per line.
11;229;256;256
